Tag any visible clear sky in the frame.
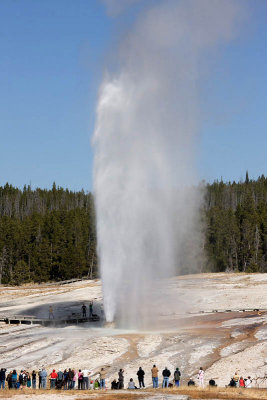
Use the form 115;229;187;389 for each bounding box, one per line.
0;0;266;191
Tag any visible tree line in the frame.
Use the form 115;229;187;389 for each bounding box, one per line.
0;183;96;284
204;172;267;273
0;174;266;284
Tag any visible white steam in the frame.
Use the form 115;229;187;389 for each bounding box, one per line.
93;0;244;327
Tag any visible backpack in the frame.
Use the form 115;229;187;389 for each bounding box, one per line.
174;370;181;380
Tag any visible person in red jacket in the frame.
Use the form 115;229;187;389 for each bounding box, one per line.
50;369;58;389
239;377;245;387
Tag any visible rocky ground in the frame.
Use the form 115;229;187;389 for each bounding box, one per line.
0;273;266;399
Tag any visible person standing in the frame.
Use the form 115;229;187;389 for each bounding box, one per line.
81;368;91;390
38;370;42;389
49;306;54;319
198;367;205;388
26;373;31;388
98;368;106;390
89;302;93;318
67;369;74;389
78;370;83;390
7;371;12;389
50;369;58;389
137;367;145;388
162;367;171;388
32;371;36;389
63;369;68;390
151;365;159;388
82;304;87;318
174;367;181;387
72;370;77;389
0;368;6;389
118;369;124;389
19;371;24;387
57;369;64;389
11;370;18;389
40;368;47;389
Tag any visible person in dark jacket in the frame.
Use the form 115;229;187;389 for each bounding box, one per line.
229;378;236;387
162;367;171;388
111;379;118;389
137;367;145;388
63;370;68;390
57;369;64;390
82;304;87;318
68;369;74;390
7;371;12;389
32;371;36;389
209;379;217;387
19;371;24;386
118;369;124;389
188;378;195;386
0;368;6;389
38;370;42;389
174;368;181;387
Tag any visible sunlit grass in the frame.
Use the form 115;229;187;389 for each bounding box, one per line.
0;386;266;399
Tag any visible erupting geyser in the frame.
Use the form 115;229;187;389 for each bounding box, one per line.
93;0;244;328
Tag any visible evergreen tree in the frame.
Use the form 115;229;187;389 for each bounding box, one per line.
0;177;267;285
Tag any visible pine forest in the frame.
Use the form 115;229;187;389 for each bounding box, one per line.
0;174;267;285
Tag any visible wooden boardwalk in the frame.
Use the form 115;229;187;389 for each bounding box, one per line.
0;308;265;327
0;314;100;326
159;308;267;317
188;308;266;314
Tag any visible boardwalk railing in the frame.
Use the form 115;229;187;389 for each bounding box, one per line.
0;314;100;326
42;277;91;286
1;308;265;326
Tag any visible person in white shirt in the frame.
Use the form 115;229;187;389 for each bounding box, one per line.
128;378;136;389
81;369;91;390
197;367;204;388
245;376;252;388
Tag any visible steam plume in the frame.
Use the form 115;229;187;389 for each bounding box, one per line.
93;0;244;327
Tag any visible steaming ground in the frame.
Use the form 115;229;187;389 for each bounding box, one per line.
0;273;266;399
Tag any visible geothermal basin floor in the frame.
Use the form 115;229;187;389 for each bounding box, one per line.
0;273;266;393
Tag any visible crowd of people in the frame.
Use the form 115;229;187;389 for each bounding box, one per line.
228;372;253;388
0;366;254;391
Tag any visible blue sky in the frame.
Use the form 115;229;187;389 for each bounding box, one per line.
0;0;266;191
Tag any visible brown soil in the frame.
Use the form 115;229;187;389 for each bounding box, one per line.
0;387;266;400
79;395;144;400
170;387;267;400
